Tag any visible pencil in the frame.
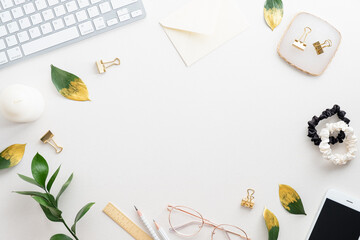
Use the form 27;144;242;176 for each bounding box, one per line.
134;206;161;240
153;220;171;240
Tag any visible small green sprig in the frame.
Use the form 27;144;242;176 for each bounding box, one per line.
15;153;94;240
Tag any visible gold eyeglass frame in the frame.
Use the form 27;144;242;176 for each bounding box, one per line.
167;205;250;240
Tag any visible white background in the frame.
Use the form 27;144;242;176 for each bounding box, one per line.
1;0;360;239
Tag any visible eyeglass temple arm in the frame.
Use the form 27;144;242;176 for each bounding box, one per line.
216;226;250;240
169;221;204;232
169;222;249;240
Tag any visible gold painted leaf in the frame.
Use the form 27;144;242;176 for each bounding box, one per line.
279;184;306;215
51;65;90;101
264;0;283;31
0;144;26;169
263;208;279;240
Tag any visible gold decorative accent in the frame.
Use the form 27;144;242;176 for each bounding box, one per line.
41;130;63;153
313;40;332;55
96;58;120;74
241;189;255;209
292;27;312;51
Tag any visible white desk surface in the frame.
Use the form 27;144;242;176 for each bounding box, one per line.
1;0;360;239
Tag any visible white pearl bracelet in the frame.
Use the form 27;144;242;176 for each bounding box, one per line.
319;121;358;165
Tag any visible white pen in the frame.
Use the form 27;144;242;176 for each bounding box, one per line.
134;206;161;240
153;220;171;240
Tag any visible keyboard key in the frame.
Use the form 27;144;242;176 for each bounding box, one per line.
22;26;79;55
106;18;117;26
76;10;87;22
64;14;76;26
131;9;142;17
78;20;93;35
87;6;99;18
111;0;136;9
5;35;17;46
29;26;41;38
66;1;78;12
17;31;29;42
77;0;89;8
31;13;43;25
0;52;8;65
54;5;66;16
7;21;19;33
0;25;8;37
52;18;64;30
0;39;6;50
0;11;12;23
90;0;101;4
14;0;25;5
42;9;54;21
117;8;127;16
1;0;13;9
35;0;47;10
119;13;129;22
11;7;24;18
19;17;31;29
7;46;22;60
93;17;105;30
99;2;111;13
23;2;36;14
40;22;52;34
47;0;59;6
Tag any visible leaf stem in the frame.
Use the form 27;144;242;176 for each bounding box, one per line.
61;219;79;240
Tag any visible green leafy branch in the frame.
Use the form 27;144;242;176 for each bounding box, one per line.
15;153;94;240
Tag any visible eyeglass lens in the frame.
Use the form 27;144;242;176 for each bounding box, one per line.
169;206;204;236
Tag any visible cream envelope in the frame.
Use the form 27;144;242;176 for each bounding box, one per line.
160;0;248;66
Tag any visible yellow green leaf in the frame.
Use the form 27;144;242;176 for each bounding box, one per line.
51;65;90;101
279;184;306;215
0;144;26;169
264;0;283;31
263;208;279;240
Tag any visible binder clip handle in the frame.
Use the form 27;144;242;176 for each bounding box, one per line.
299;27;312;42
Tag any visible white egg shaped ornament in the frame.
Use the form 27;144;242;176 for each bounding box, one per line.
0;84;45;123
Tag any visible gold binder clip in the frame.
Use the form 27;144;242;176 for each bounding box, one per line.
41;130;63;153
313;39;332;55
292;27;312;51
96;58;120;74
241;189;255;209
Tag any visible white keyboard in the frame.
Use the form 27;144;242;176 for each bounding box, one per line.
0;0;145;69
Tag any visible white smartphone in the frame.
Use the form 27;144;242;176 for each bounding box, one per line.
306;189;360;240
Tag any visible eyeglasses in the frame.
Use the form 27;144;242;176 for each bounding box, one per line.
167;205;250;240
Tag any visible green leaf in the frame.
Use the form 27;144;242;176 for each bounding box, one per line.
51;65;90;101
50;234;73;240
46;193;58;208
264;0;283;31
71;202;95;233
263;208;279;240
15;191;57;207
32;196;62;217
15;191;49;198
40;205;62;222
279;184;306;215
47;165;61;192
0;144;26;169
18;174;43;188
31;153;49;188
56;173;73;203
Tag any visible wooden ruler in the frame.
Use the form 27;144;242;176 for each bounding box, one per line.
103;202;153;240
